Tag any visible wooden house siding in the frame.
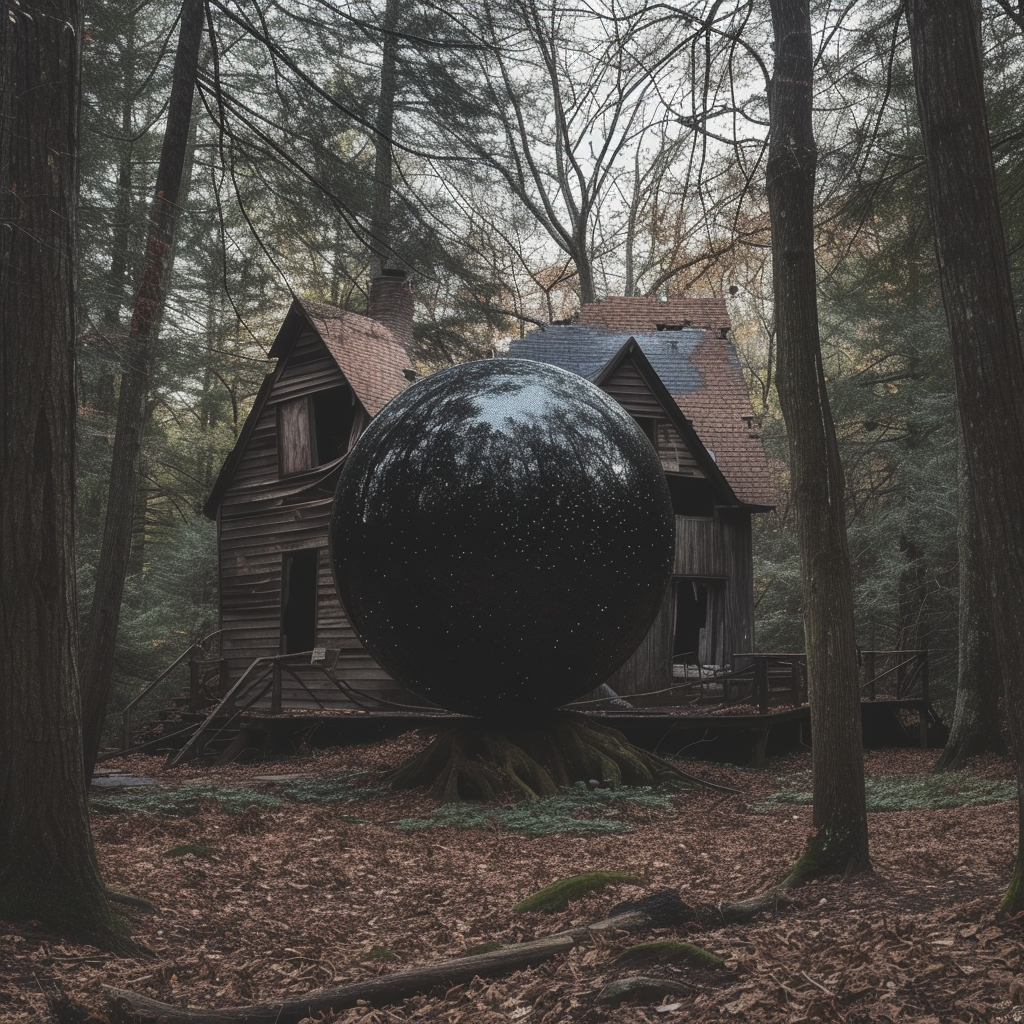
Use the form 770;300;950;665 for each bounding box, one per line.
218;485;401;693
718;508;755;659
206;293;769;713
604;583;675;696
608;509;755;688
213;316;409;703
600;359;703;476
674;516;723;577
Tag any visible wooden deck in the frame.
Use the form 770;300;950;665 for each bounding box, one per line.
118;646;942;768
143;695;941;768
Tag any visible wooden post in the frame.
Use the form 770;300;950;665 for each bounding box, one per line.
755;657;769;715
271;661;283;714
918;651;931;748
790;658;800;705
863;650;876;700
188;657;200;712
753;728;769;767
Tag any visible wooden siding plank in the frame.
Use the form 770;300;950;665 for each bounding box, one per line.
603;585;675;696
674;516;725;577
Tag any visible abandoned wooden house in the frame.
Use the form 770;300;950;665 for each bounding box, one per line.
158;289;945;768
198;287;774;722
505;296;776;695
201;270;418;709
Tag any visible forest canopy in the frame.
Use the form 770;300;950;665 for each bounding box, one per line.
74;0;1024;744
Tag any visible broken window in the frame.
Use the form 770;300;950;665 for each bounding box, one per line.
632;416;657;448
278;386;361;477
312;385;358;464
665;474;715;517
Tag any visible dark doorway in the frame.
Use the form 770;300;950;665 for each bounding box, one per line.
673;579;707;665
282;549;319;653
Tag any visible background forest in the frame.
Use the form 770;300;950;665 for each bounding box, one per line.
78;0;1024;738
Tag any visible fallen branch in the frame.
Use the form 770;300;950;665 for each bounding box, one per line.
714;884;793;923
106;898;690;1024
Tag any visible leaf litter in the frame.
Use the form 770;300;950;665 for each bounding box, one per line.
1;742;1022;1023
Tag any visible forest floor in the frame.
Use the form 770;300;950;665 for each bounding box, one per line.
1;736;1022;1024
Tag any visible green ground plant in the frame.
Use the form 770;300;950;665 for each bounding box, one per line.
393;782;673;837
749;771;1014;814
90;772;379;816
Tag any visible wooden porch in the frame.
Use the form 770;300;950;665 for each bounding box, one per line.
113;645;941;768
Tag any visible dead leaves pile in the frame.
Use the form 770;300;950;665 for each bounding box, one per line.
1;745;1022;1023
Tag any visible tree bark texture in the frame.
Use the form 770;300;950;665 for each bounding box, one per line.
906;0;1024;911
934;432;1005;770
0;0;124;942
80;0;204;778
766;0;871;877
369;0;399;277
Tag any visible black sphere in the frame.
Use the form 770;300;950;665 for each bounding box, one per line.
329;359;674;718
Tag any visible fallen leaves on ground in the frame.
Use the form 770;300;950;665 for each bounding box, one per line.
1;743;1021;1023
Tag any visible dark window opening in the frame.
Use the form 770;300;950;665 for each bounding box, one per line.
282;549;318;654
665;474;716;517
656;322;692;331
632;416;657;447
673;580;707;665
312;385;358;465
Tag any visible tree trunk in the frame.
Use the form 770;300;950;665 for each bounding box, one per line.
934;431;1005;770
906;0;1024;912
369;0;400;278
0;0;125;945
80;0;205;779
766;0;871;878
106;901;686;1024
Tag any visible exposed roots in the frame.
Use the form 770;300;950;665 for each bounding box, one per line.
385;712;728;802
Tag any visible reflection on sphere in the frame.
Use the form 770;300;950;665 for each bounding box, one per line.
330;359;674;719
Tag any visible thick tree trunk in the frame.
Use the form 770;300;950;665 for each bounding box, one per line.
766;0;871;878
906;0;1024;912
80;0;204;779
934;433;1005;771
369;0;400;277
0;0;125;944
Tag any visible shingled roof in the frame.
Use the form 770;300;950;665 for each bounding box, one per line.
271;299;412;417
507;297;775;508
579;295;733;334
204;298;413;517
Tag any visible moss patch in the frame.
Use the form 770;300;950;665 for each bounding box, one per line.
162;843;216;859
361;946;397;961
461;940;504;957
514;871;643;913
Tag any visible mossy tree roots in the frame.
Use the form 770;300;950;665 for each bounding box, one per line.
385;712;717;802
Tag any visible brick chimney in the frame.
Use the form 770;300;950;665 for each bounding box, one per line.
367;269;414;352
